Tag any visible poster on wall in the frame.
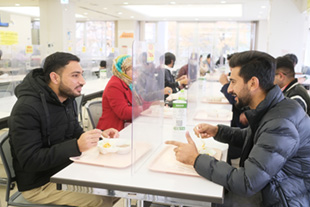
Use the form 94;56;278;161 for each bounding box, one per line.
119;31;134;39
0;31;18;45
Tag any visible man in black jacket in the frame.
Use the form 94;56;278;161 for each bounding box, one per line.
164;52;188;94
9;52;118;206
274;55;310;115
166;51;310;206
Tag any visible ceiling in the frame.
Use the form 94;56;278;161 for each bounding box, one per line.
0;0;271;22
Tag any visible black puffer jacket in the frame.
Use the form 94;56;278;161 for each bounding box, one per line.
194;85;310;206
283;78;310;116
8;69;83;191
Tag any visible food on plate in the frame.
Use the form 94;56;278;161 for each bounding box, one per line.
198;143;217;156
98;139;131;154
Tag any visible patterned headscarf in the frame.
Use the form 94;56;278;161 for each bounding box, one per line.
112;55;133;90
112;55;143;105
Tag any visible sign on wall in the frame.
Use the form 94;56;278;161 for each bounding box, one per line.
0;31;18;45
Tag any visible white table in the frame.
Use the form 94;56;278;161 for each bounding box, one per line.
51;80;232;206
51;122;228;206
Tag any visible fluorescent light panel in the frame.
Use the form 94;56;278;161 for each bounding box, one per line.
124;4;242;18
0;7;86;18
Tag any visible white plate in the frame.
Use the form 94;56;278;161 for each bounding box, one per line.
97;138;131;154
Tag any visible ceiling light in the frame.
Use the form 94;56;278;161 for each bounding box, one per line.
83;12;88;15
220;1;226;3
125;4;242;18
0;7;39;17
76;14;86;18
15;4;20;6
123;2;129;5
130;16;134;18
103;7;107;10
261;5;266;9
170;2;176;4
118;12;123;15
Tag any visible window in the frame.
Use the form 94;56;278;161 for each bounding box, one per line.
75;21;115;59
144;21;256;67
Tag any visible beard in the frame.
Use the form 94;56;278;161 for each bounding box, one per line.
233;87;251;110
59;82;81;99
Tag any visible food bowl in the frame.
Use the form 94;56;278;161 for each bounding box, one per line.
97;139;131;154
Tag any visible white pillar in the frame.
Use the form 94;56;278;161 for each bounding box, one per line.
39;0;76;57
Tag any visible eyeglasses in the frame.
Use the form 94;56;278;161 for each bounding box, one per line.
275;72;287;76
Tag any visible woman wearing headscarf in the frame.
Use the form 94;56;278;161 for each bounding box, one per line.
97;55;142;131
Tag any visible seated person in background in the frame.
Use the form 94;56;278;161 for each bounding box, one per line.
274;55;310;115
164;52;188;94
284;53;298;66
219;53;248;165
199;54;208;76
9;52;119;206
200;53;214;75
100;60;107;69
97;55;139;131
215;56;226;68
167;50;310;207
176;52;199;84
95;60;107;78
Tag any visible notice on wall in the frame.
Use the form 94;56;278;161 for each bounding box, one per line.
25;45;33;54
0;31;18;45
119;31;134;39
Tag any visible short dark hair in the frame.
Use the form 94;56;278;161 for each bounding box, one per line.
207;54;211;59
165;52;176;66
100;60;106;67
229;51;276;92
283;53;298;65
276;56;295;78
227;53;235;61
43;52;80;82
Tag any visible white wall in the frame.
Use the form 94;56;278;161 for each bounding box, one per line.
256;20;268;53
116;20;137;55
267;0;308;72
0;14;32;58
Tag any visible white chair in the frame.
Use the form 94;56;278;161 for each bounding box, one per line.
85;100;102;129
0;132;72;207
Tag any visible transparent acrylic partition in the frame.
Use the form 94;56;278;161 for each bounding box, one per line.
0;45;35;98
186;51;200;126
106;48;119;79
131;41;165;174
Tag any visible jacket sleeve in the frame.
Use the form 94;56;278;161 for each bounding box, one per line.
195;118;299;196
215;124;248;148
164;69;179;90
105;82;132;121
9;104;81;172
220;83;236;105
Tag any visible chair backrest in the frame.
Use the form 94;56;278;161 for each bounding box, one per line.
85;100;102;129
0;132;16;202
74;94;84;126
